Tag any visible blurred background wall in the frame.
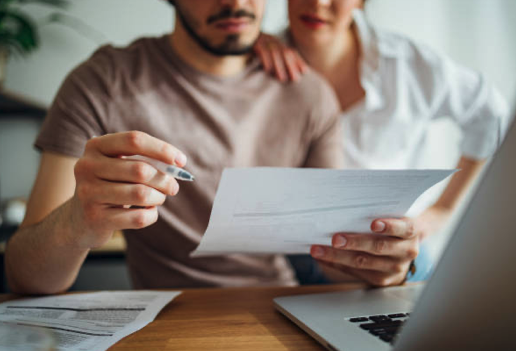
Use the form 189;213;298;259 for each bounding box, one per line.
5;0;516;106
1;0;515;288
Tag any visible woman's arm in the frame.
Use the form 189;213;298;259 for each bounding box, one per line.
416;156;486;242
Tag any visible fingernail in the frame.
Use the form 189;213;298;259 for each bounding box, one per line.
373;221;386;233
333;235;347;248
311;246;325;258
175;153;187;167
170;180;180;196
149;189;165;204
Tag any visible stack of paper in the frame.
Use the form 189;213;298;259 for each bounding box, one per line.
192;168;455;256
0;291;181;351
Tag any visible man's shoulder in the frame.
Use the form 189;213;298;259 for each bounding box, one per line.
277;68;339;108
71;36;164;83
254;66;341;130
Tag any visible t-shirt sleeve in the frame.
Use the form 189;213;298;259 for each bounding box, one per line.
35;47;114;158
302;79;344;169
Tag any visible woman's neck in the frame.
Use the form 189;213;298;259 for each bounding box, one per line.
294;26;365;111
295;27;357;77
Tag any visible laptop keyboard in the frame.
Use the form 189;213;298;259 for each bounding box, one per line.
348;313;410;345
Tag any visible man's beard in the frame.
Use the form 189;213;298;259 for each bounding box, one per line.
174;6;258;56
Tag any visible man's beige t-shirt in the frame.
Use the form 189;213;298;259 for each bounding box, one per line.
35;35;343;289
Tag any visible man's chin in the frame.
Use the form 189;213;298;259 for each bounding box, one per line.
208;45;254;56
202;35;258;57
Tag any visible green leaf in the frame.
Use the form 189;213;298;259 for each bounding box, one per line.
3;37;26;56
11;0;69;9
0;1;16;12
0;10;38;55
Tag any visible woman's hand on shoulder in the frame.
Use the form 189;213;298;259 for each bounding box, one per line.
254;33;309;83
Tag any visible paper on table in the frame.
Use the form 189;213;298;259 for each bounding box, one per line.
0;291;181;351
192;168;456;257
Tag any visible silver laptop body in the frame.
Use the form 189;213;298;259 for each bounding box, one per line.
274;111;516;351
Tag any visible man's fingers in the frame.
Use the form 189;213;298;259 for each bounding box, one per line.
371;218;417;239
348;267;405;287
91;157;179;196
106;206;159;230
87;131;187;167
332;233;419;259
317;261;403;287
311;245;406;274
80;181;168;207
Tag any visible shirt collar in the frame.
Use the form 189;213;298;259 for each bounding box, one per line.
352;9;386;111
353;9;379;72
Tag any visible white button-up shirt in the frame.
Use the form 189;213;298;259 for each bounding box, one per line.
280;10;509;214
344;10;509;171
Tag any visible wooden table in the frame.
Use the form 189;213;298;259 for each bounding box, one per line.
0;283;367;350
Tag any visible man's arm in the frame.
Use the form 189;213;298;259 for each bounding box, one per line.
6;153;85;294
6;132;185;295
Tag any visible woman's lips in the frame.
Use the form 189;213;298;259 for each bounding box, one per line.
214;19;250;33
299;14;329;30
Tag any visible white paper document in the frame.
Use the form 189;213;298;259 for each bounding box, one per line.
0;290;181;351
192;168;456;257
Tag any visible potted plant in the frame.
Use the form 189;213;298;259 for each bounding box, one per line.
0;0;101;89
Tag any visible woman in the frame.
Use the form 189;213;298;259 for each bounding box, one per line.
255;0;509;284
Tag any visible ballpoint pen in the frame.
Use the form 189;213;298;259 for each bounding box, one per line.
125;155;195;182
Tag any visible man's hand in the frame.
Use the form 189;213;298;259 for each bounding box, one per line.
70;131;187;249
310;218;421;287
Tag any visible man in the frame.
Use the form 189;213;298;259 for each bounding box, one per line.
6;0;418;294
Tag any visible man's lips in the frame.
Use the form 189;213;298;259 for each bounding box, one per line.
299;14;329;29
213;18;251;33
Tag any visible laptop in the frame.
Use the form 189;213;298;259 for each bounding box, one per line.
274;108;516;351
